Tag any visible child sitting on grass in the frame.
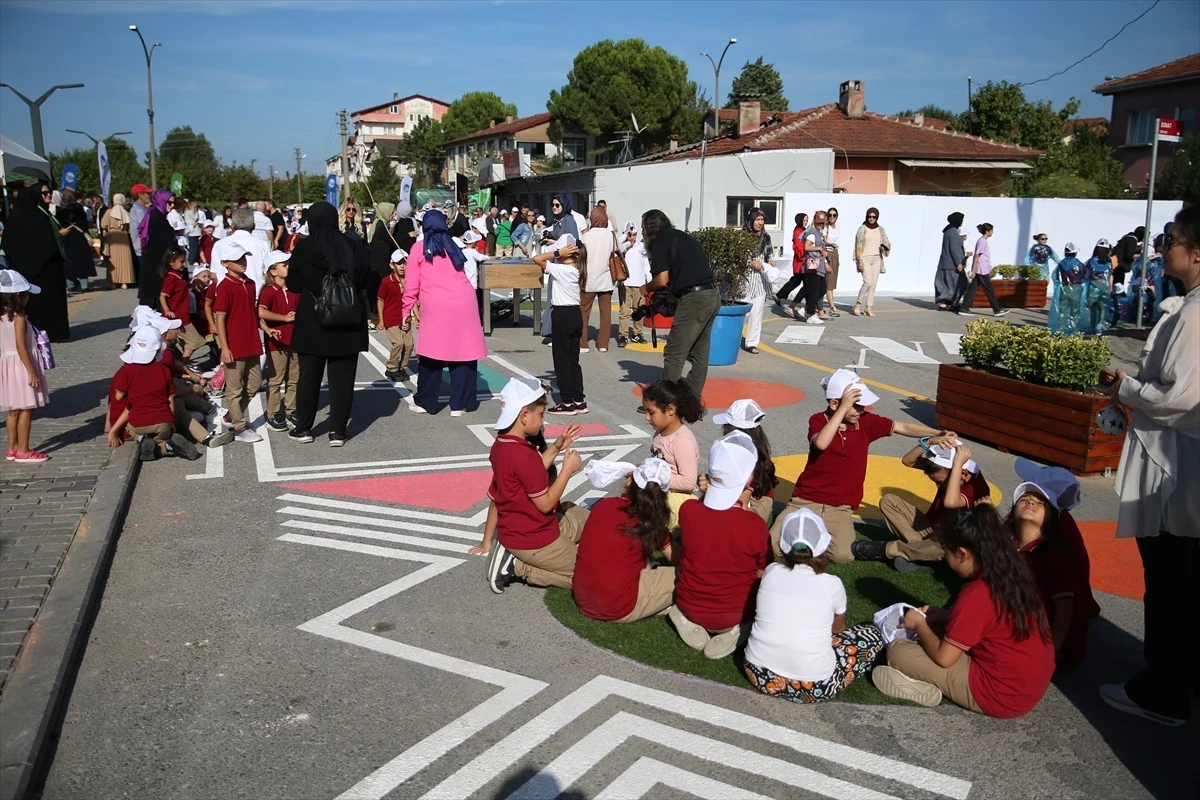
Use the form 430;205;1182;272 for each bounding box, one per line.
642;379;703;529
485;378;588;593
872;505;1055;718
573;457;676;622
770;369;956;563
743;508;884;703
670;431;770;660
854;442;991;572
711;398;777;524
470;426;565;557
107;326;201;462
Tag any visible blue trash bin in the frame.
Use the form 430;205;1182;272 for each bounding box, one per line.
708;302;752;367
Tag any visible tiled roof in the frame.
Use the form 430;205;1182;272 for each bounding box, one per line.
443;112;554;145
1093;53;1200;94
352;94;451;117
654;104;1042;162
1063;117;1108;135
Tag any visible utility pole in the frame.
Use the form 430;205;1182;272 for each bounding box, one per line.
250;157;257;175
129;25;160;186
339;109;351;201
268;165;275;201
294;147;303;205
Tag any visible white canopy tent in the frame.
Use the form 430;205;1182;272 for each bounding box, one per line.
0;134;51;182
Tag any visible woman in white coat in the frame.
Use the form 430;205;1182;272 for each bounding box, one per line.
579;206;616;352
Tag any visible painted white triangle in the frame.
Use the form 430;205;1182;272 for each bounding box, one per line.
775;324;825;345
851;336;940;364
938;332;963;356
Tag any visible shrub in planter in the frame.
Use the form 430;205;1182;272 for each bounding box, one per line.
958;318;1110;391
690;227;756;304
993;264;1020;279
1043;335;1110;391
1017;264;1044;280
1001;325;1053;382
959;318;1012;370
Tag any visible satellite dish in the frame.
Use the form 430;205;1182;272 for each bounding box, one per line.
631;113;648;134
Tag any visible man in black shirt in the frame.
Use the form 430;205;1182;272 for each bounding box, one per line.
266;200;287;250
1113;226;1143;287
643;209;720;398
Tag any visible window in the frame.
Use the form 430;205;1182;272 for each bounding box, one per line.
562;137;587;163
574;193;589;214
725;197;781;229
389;104;398;114
1176;106;1196;136
384;126;396;135
1126;109;1156;145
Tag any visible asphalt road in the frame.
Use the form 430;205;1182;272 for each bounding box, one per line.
40;299;1193;799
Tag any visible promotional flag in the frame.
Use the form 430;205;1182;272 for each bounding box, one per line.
97;144;111;205
325;173;339;206
399;176;413;205
61;162;79;191
170;172;183;194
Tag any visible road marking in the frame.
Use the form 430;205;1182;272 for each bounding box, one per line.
276;451;492;474
276;493;492;527
938;332;963;356
757;344;933;402
595;758;774;800
277;506;485;541
848;347;871;369
774;325;825;345
851;336;940;365
488;354;538;380
423;674;971;800
279;519;475;554
249;395;279;482
185;434;224;480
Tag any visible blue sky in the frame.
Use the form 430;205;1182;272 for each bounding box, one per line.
1;0;1196;183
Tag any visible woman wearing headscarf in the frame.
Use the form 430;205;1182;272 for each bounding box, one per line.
853;207;890;317
137;189;176;308
57;189;95;292
935;211;967;310
2;180;70;341
400;209;488;415
366;201;397;326
738;207;773;354
580;205;617;352
285;201;369;446
545;194;580;242
392;201;417;256
444;200;470;238
102;194;135;288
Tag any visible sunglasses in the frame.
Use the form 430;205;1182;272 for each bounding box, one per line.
828;214;838;218
41;190;52;196
1037;237;1048;241
867;215;878;219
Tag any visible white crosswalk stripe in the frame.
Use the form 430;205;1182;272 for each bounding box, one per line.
775;324;826;345
851;336;941;364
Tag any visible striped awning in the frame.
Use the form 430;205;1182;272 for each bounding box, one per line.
899;159;1032;170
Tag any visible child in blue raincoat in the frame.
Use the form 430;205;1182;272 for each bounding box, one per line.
1049;242;1086;335
1082;239;1113;335
1025;234;1061;280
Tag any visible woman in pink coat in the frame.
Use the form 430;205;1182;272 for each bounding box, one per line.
401;209;488;415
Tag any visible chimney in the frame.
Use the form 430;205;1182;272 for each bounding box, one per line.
913;111;925;127
393;92;399;101
505;115;514;124
669;135;679;152
489;120;497;128
737;101;761;137
839;80;865;119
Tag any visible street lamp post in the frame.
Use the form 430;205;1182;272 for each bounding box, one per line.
697;37;736;229
0;82;85;157
129;25;161;187
66;129;134;146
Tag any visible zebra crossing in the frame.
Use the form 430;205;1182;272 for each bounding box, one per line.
774;326;964;365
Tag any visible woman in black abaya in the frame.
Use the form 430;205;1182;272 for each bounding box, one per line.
2;181;70;341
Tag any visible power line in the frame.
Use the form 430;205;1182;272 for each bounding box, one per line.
1020;0;1161;88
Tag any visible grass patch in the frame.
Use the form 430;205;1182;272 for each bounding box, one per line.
544;524;962;705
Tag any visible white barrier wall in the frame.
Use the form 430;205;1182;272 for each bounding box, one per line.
782;193;1184;297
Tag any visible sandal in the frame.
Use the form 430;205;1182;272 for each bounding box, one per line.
852;304;864;316
790;305;801;321
745;346;760;355
866;308;876;317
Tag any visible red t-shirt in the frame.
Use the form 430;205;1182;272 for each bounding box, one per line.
161;270;191;327
112;361;175;428
212;273;263;360
675;500;770;631
793;411;893;509
106;379;131;440
1020;537;1088;663
1059;511;1100;617
926;470;991;528
574;497;668;621
377;274;407;328
191;284;210;336
944;578;1055;718
258;283;297;350
489;434;558;551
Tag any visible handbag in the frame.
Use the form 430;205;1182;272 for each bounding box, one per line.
30;324;55;371
608;232;629;283
314;266;364;327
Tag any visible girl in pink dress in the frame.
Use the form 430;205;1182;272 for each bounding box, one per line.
0;270;51;462
401;210;488;416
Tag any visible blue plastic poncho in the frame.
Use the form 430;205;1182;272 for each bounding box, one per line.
1049;256;1086;335
1025;243;1061;280
1082;256;1113;334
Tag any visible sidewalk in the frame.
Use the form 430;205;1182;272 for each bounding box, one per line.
0;288;142;800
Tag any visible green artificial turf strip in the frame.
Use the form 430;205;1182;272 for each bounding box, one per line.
543;524;963;705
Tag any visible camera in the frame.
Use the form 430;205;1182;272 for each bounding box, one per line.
630;291;677;349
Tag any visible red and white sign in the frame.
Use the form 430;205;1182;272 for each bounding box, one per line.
502;150;521;180
1158;118;1181;143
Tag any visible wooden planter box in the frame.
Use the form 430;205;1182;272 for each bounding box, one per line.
934;363;1125;476
971;279;1047;308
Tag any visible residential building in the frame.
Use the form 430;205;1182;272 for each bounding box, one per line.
325;92;450;185
1094;53;1200;189
441;112;599;184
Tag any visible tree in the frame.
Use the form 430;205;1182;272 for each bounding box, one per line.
894;104;959;124
725;57;788;111
222;163;265;204
954;81;1079;152
395;116;447;189
156;125;222;199
439;91;519;141
1158;133;1200;206
303;173;327;204
1013;121;1128;199
48;136;147;199
365;155;401;203
548;39;700;152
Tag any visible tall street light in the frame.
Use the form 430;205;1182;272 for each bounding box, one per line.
66;128;134;146
697;37;736;229
129;25;161;187
0;82;85;157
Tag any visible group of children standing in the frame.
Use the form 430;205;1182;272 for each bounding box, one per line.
1048;239;1117;336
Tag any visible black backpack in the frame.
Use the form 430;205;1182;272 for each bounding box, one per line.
315;266;363;327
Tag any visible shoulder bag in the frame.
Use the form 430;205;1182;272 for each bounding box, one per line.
608;231;629;282
315;262;364;327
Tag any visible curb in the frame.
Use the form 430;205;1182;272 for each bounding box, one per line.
0;444;142;800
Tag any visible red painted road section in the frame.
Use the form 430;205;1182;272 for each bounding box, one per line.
282;468;492;512
545;423;612;438
1078;520;1143;601
633;377;805;410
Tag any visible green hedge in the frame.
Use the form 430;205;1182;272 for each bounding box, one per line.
691;227;757;303
959;319;1109;391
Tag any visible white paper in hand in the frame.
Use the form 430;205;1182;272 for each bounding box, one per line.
873;602;920;644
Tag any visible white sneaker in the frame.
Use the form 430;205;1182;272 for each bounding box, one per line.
450;410;465;417
667;605;710;650
871;665;942;707
408;403;427;413
235;428;263;443
579;347;589;353
703;626;740;660
806;315;825;325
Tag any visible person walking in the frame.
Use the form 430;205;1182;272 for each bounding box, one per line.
401;209;488;416
1;181;70;341
739;207;772;354
798;211;829;324
936;212;968;310
956;223;1009;317
775;213;808;312
852;207;889;317
102;194;135;288
285;201;369;446
57;189;95;292
822;207;841;316
579;206;616;352
128;183;151;285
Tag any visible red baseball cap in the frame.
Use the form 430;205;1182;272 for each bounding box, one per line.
130;183;151;195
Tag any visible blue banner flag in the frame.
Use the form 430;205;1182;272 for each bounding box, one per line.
97;144;111;204
325;173;339;206
400;176;413;205
61;162;79;191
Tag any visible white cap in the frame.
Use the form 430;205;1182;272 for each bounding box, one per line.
713;398;765;430
1012;481;1059;511
120;325;164;364
923;443;979;475
703;431;758;510
129;304;181;332
0;269;41;295
584;460;635;488
462;230;482;245
511;206;519;213
191;266;214;279
624;220;635;231
494;377;546;430
633;457;672;491
390;249;407;262
267;250;291;266
1015;458;1080;511
297;223;309;236
1063;241;1077;254
1096;238;1111;249
536;214;546;222
500;209;509;216
778;508;832;558
821;368;880;406
219;240;251;262
551;233;576;251
451;237;465;249
202;219;215;228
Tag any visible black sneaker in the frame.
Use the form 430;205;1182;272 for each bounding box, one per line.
138;436;158;462
547;403;577;416
617;335;628;348
289;429;315;444
994;308;1011;317
265;415;289;432
168;433;203;461
203;430;235;448
850;539;887;561
955;307;976;316
631;333;647;344
384;370;402;382
329;433;345;447
487;544;517;594
286;414;299;430
573;401;589;414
